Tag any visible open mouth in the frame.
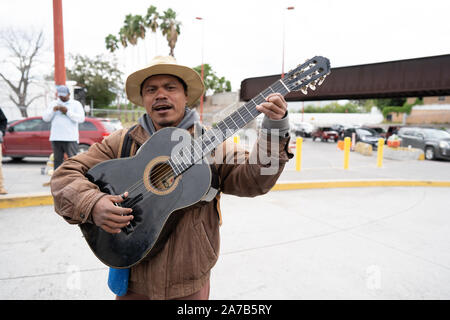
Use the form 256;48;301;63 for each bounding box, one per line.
153;105;173;112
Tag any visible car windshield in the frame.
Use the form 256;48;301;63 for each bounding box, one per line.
423;129;450;139
100;120;117;133
356;128;376;136
369;127;385;133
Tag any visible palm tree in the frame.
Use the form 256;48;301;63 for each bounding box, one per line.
118;26;128;48
105;7;182;57
159;8;181;57
123;14;138;45
132;15;146;42
145;5;159;32
105;34;119;52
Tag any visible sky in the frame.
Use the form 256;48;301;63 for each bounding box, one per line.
1;0;450;92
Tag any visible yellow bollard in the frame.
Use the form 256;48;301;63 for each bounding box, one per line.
233;135;240;144
344;137;351;170
377;138;384;168
296;137;303;171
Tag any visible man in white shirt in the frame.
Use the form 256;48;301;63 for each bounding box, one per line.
43;85;85;169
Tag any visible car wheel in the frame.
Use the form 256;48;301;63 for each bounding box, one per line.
11;157;24;162
78;144;90;154
425;146;435;160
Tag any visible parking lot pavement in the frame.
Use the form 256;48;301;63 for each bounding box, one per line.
0;157;50;195
1;139;449;299
280;138;450;182
1;187;449;299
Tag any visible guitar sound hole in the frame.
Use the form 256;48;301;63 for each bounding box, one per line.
149;162;175;191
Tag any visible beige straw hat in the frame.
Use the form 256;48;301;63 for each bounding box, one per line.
125;56;205;107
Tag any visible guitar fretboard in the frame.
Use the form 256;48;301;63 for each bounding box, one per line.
168;79;291;176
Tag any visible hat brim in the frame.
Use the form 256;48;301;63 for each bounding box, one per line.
126;64;205;107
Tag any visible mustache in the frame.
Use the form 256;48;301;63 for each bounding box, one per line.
152;100;174;109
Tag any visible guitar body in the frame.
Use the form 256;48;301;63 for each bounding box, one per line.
81;127;212;268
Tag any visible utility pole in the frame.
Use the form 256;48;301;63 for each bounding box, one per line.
195;17;205;122
53;0;66;85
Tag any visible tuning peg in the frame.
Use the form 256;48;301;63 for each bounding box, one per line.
317;76;326;86
309;82;316;91
300;86;308;95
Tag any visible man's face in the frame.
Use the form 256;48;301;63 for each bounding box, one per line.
59;94;70;102
141;74;188;131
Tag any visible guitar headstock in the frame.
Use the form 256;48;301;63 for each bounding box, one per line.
283;56;330;94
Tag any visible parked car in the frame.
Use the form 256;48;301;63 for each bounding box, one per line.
343;127;383;150
102;118;123;131
312;126;339;142
2;116;117;160
362;126;387;138
292;122;313;137
397;127;450;160
385;125;402;141
331;124;345;139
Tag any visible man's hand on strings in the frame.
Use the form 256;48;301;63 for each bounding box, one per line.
256;93;288;120
91;192;134;234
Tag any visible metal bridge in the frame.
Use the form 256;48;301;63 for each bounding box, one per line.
239;54;450;102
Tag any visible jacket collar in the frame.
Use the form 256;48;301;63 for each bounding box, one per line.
128;123;197;146
128;124;150;146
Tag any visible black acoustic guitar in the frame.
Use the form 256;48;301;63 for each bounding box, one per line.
82;56;330;268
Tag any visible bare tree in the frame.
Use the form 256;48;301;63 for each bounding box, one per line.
0;28;45;117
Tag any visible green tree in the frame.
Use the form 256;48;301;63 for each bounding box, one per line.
145;5;159;32
67;54;123;108
105;34;119;52
193;64;232;95
159;8;181;57
105;6;181;57
375;98;406;112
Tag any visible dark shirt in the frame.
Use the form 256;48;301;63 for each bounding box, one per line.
0;108;7;136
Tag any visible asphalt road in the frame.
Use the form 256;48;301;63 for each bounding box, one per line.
0;187;449;299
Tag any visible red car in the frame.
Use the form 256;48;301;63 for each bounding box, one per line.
312;126;339;142
2;116;117;160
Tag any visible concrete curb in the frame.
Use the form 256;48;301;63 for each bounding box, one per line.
0;192;54;209
2;180;450;209
271;180;450;190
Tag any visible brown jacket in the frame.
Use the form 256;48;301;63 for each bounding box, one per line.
51;124;292;299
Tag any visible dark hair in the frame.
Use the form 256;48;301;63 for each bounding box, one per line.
140;74;188;96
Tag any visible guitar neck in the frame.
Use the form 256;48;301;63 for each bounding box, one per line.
169;79;290;176
206;78;291;150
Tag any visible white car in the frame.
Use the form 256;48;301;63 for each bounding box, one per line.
292;122;314;137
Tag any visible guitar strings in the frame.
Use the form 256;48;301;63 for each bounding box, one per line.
116;63;327;201
118;80;291;203
117;78;303;204
120;68;327;206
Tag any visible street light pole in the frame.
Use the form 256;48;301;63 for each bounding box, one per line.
53;0;66;85
281;6;295;79
195;17;205;122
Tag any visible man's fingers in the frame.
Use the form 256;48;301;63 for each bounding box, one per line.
107;193;133;214
101;224;122;234
104;218;131;230
256;103;284;119
107;212;133;224
266;93;286;105
256;104;281;119
112;192;128;203
256;91;287;120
